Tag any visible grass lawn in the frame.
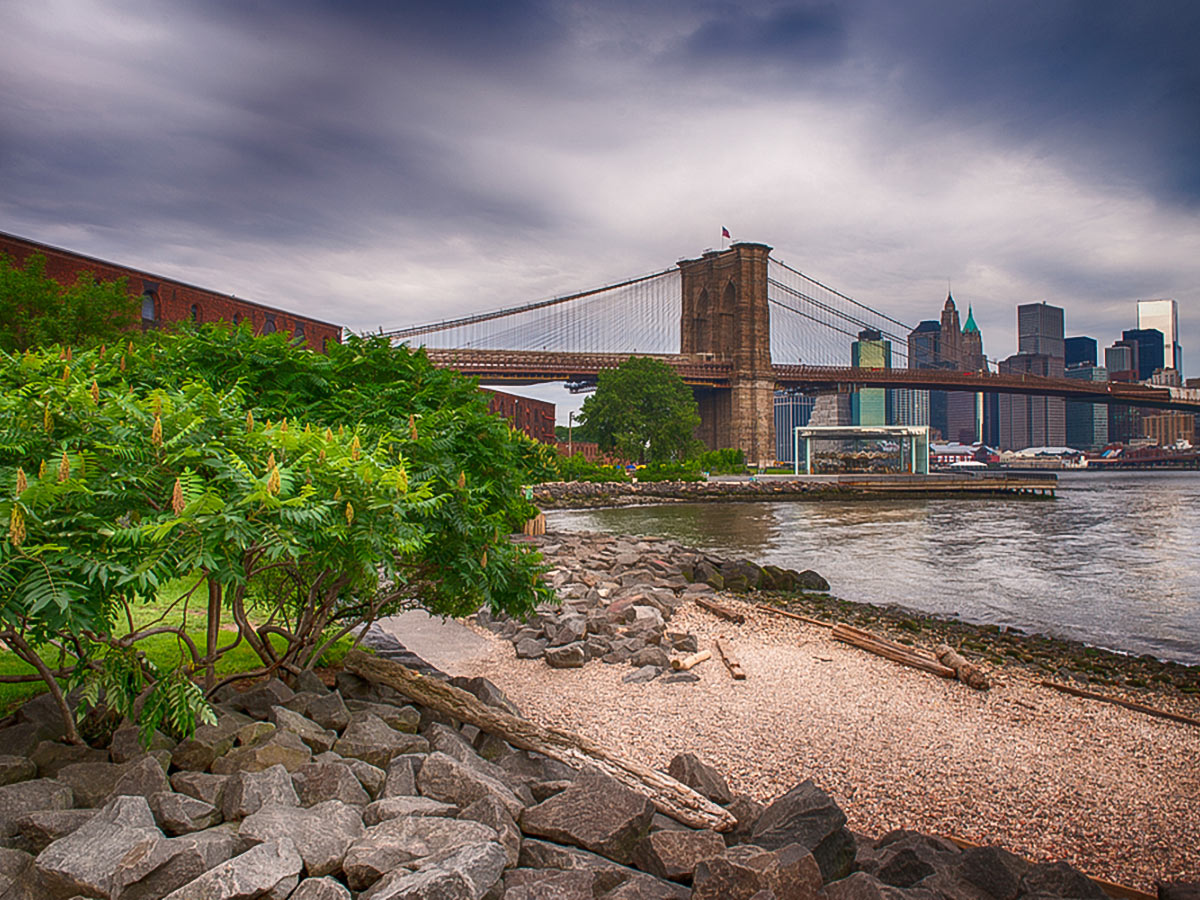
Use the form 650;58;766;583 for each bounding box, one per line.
0;573;356;718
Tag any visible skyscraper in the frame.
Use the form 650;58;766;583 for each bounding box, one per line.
1137;299;1182;376
998;353;1067;449
851;329;890;425
1064;336;1098;368
1017;302;1065;366
1122;328;1165;381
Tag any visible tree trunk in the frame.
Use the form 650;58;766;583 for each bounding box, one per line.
205;580;221;691
344;650;735;831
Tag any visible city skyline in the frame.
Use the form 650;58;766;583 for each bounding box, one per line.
1;0;1197;387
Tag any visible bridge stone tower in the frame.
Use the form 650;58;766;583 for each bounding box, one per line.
679;242;775;464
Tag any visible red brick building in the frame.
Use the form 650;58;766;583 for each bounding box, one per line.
1;231;341;350
483;389;556;445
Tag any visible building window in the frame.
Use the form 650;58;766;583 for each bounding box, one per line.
141;291;157;322
190;304;200;322
293;321;306;344
233;313;241;325
263;314;276;334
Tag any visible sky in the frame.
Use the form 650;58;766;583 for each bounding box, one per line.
3;0;1199;421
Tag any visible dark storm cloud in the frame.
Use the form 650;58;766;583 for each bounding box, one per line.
681;3;845;66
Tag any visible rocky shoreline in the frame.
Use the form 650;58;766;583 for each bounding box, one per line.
532;478;1056;508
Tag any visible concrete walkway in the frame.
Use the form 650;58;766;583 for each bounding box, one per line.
373;610;491;676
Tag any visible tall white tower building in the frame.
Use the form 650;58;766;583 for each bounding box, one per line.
1137;298;1181;375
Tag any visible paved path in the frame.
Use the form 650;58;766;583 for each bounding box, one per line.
372;610;491;676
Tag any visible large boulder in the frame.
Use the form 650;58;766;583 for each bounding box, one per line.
416;751;524;819
292;761;371;807
220;764;300;821
518;774;653;866
169;771;229;808
108;754;172;803
0;847;38;900
211;727;313;775
0;778;74;844
110;825;242;900
357;840;506;900
0;755;37;787
545;643;587;668
109;725;175;764
148;790;223;835
223;678;295;720
381;753;423;798
345;702;422;734
666;752;734;805
633;828;727;883
170;712;250;772
287;691;352;733
290;876;353;900
268;705;337;754
364;796;458;826
158;837;303;900
750;779;857;882
690;842;823;900
342;815;498;891
12;808;95;854
240;800;364;878
334;713;430;768
53;760;125;808
457;794;521;868
33;795;163;899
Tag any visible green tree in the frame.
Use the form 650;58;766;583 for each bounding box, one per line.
0;253;138;352
577;356;701;463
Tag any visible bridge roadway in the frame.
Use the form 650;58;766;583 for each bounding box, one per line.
423;349;1200;413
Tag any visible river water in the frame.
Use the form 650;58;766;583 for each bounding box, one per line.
546;471;1200;665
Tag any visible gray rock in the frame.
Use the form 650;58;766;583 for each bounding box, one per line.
446;676;522;718
514;637;548;659
343;816;498;891
417;752;524;819
295;671;330;695
346;758;387;799
108;754;172;803
0;755;37;787
602;871;692;899
750;779;856;882
516;838;675;896
358;840;506;900
148;790;223;835
0;724;46;760
0;847;38;900
344;702;421;733
629;646;671;668
334;714;430;768
30;739;107;777
268;705;337;753
544;643;586;668
287;691;351;733
666;753;734;805
660;672;700;684
458;794;521;868
211;727;313;775
54;760;124;808
170;771;229;808
0;778;74;843
723;793;765;845
364;796;459;826
291;761;370;807
633;828;727;883
822;870;923;900
109;725;175;764
290;876;352;900
170;713;248;772
548;615;587;647
502;868;597;899
224;678;296;720
622;665;661;684
112;826;242;900
158;836;303;900
240;799;364;878
953;845;1029;900
518;774;653;866
691;843;823;900
13;808;95;854
1021;861;1108;899
382;753;424;798
220;764;300;821
33;795;163;899
796;570;830;592
666;632;699;654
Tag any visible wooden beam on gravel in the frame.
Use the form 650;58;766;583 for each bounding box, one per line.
344;650;736;832
831;623;957;681
1040;680;1200;729
671;649;712;671
715;637;746;680
935;643;991;691
754;603;833;628
694;596;746;624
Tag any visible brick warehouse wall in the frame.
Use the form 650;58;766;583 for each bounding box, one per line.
0;231;342;350
483;388;556;445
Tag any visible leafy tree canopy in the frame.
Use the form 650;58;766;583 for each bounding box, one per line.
576;356;702;463
0;253;138;352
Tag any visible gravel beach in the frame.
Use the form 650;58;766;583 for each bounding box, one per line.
458;571;1200;892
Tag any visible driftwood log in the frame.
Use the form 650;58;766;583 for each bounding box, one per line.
754;603;833;629
694;596;746;624
935;644;991;690
831;624;957;680
671;649;712;671
715;638;746;680
344;650;736;831
1041;680;1200;729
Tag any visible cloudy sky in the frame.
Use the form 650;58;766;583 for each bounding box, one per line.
3;0;1198;414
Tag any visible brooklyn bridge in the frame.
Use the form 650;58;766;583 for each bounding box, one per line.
379;242;1199;462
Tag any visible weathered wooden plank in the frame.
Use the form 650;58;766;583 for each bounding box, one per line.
715;637;746;680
